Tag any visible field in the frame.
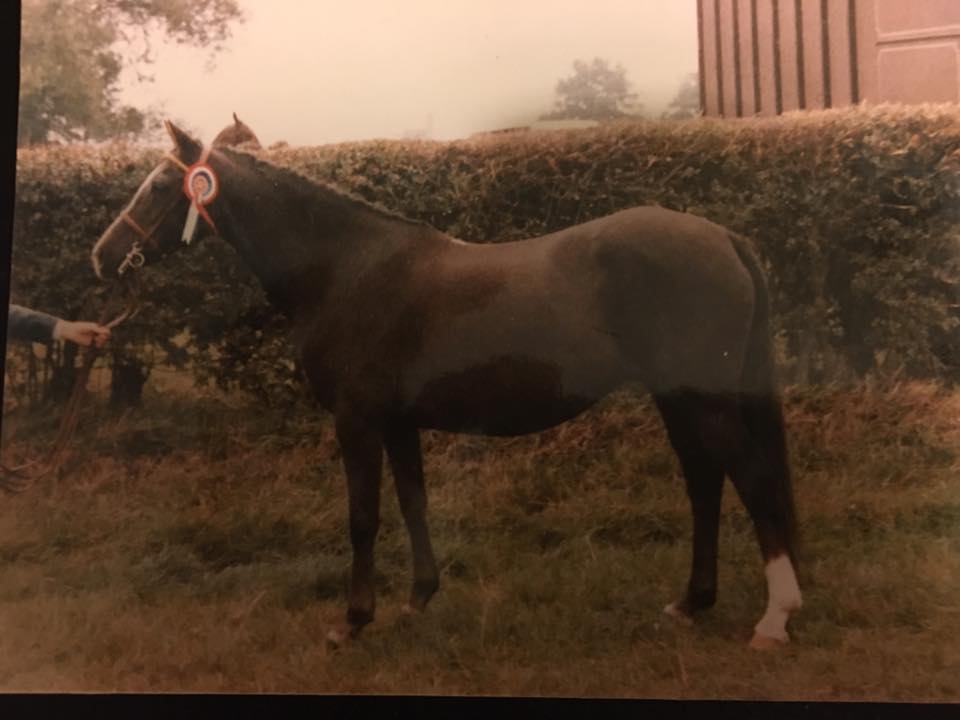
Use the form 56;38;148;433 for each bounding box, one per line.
0;377;958;699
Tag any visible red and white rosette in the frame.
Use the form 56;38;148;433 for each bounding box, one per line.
181;157;219;245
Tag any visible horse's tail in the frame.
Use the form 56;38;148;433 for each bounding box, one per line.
729;233;798;566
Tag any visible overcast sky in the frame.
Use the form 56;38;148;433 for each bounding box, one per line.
118;0;698;147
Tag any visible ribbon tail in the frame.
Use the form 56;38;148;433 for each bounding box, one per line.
198;205;218;234
182;203;199;245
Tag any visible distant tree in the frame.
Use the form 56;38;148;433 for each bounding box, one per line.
663;72;701;120
18;0;244;145
540;58;642;121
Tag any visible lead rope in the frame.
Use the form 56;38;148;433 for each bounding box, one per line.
1;279;141;494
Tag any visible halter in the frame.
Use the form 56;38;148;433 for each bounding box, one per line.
117;145;220;275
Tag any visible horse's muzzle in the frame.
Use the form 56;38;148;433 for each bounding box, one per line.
91;222;133;280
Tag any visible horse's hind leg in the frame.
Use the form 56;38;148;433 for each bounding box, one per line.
674;392;801;647
655;391;725;620
383;422;439;614
724;406;802;649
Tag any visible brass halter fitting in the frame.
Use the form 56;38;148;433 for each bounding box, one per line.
117;241;146;276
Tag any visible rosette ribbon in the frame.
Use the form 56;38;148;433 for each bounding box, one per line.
180;146;219;245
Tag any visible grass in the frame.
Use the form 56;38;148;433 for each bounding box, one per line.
0;379;958;698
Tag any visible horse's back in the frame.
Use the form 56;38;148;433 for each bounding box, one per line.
396;206;757;426
547;206;746;272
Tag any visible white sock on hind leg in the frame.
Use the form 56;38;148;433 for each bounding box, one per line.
754;554;802;642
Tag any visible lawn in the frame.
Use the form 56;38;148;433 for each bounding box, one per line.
0;379;957;699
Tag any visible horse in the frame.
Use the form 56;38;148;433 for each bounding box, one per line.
91;120;802;650
211;112;263;151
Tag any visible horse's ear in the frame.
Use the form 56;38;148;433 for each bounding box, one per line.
164;120;202;160
233;111;240;126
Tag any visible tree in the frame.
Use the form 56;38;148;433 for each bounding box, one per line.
663;72;701;120
541;58;641;122
18;0;244;145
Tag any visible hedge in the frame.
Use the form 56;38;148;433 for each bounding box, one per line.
8;105;960;408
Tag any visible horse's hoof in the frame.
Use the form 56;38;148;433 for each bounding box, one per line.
395;604;415;627
396;602;428;627
749;631;789;651
325;626;351;650
663;602;694;627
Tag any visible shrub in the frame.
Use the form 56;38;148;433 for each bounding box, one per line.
8;105;960;409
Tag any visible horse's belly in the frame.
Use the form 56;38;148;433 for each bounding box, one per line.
404;355;603;436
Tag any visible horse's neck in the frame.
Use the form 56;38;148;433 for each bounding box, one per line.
213;159;428;313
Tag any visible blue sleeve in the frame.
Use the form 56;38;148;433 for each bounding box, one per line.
7;304;59;344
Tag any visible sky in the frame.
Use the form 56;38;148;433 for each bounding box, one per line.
117;0;699;147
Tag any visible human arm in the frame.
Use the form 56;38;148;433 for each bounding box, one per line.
7;304;59;344
7;304;110;347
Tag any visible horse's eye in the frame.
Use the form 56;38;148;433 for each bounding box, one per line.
151;177;171;192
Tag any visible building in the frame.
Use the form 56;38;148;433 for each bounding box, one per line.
697;0;960;116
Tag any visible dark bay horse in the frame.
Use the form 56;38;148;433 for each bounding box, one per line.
92;121;802;650
212;112;263;150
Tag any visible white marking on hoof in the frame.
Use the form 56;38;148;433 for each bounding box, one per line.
663;602;694;626
325;626;349;649
395;604;418;627
753;554;802;644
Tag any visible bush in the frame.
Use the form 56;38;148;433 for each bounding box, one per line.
9;105;960;409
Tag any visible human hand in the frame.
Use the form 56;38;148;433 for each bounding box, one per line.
53;320;111;348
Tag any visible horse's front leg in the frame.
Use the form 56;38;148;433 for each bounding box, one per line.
383;422;439;614
327;412;383;647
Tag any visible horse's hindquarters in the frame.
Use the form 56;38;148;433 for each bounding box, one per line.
586;219;756;396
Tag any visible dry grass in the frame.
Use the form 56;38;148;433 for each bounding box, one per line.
0;380;958;698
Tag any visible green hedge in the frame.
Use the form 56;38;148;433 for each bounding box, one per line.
9;105;960;407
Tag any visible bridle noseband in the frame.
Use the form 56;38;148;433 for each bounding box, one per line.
117;146;220;275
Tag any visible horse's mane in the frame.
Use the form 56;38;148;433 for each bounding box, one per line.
219;147;434;232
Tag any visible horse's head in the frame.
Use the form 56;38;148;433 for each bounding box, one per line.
212;112;262;150
91;120;221;280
